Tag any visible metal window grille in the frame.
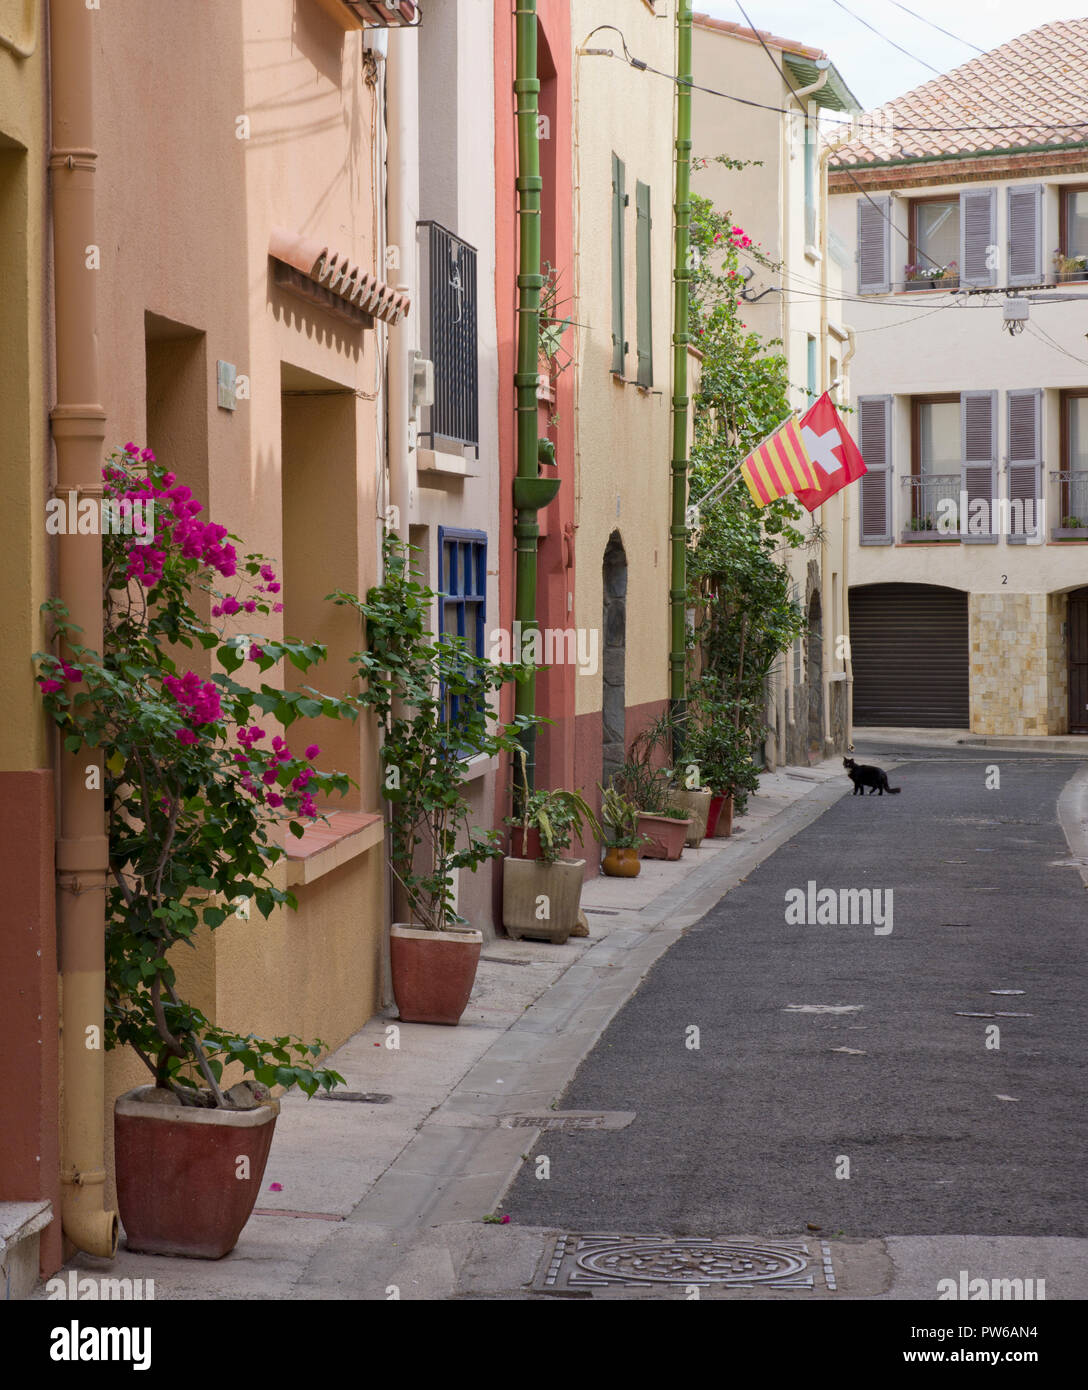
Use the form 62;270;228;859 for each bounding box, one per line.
418;222;479;456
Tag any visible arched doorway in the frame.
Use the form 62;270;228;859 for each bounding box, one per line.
602;532;627;788
807;590;824;758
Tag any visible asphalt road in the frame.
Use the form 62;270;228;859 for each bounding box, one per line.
506;746;1088;1238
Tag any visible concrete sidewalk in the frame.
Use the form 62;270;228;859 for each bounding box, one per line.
855;726;1088;755
38;758;851;1301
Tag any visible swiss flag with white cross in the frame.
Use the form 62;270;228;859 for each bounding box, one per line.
791;392;868;513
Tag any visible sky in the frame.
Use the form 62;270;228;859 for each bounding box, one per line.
696;0;1088;110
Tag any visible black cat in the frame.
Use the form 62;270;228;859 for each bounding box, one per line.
843;757;901;796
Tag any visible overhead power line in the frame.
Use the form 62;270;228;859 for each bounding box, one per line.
828;0;944;77
884;1;984;54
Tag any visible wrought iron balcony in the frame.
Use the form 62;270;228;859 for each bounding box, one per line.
901;473;961;538
1051;471;1088;536
417;221;479;457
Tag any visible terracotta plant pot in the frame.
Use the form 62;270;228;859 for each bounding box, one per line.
502;857;586;944
114;1084;279;1259
706;791;734;838
508;826;543;860
602;846;641;878
637;813;692;861
389;924;482;1025
667;788;713;847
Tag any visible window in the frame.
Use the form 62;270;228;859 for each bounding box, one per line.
910;395;960;530
1060;390;1088;525
437;528;487;730
804;119;817;247
418;222;479;455
906;198;959;288
806;335;818;403
1060;186;1088;280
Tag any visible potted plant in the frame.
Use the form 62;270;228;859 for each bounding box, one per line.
1054;250;1088;281
599;785;645;876
904;260;958;289
334;535;534;1023
610;716;693;859
502;766;602;943
35;446;353;1258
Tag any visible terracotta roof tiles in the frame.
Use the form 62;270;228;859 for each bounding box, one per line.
831;19;1088;169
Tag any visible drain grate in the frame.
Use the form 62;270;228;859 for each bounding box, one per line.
316;1092;392;1104
501;1110;635;1132
534;1234;835;1293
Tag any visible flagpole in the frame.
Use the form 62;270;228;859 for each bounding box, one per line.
692;409;799;513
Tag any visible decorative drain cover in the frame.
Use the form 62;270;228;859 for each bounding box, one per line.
501;1111;636;1132
535;1234;836;1293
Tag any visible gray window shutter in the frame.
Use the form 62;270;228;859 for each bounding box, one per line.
611;154;626;376
960;188;997;288
1007;387;1043;542
961;390;998;541
635;180;653;388
859;395;892;544
857;196;891;295
1008;185;1043;286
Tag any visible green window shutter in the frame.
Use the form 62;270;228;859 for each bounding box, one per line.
611;154;626;375
635;180;653;388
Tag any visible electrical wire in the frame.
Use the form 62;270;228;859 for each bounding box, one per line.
1027;321;1088;368
883;0;983;54
828;0;944;77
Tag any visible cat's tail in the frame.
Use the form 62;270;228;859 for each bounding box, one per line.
888;786;902;794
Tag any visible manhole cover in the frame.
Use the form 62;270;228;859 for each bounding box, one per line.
501;1110;635;1132
534;1234;835;1293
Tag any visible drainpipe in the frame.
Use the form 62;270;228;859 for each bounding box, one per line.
49;0;118;1258
669;0;694;755
841;327;858;743
385;23;419;541
512;0;550;799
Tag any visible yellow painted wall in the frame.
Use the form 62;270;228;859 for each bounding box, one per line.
0;0;50;773
571;0;676;719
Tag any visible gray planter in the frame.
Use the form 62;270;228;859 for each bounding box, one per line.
502;857;586;944
666;787;713;846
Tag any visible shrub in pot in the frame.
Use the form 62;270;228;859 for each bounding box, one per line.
608;721;692;861
599;785;645;877
502;764;602;943
636;805;692;861
333;536;536;1022
35;446;352;1257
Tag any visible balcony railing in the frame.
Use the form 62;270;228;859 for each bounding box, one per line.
1051;471;1088;535
902;473;961;536
417;221;479;457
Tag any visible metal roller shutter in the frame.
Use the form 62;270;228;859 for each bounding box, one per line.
849;583;969;728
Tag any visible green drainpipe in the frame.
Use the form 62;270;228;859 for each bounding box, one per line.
670;0;693;758
512;0;559;803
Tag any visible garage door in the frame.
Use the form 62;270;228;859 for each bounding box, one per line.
849;583;969;728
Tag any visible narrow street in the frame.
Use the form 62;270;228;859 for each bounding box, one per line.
506;746;1088;1247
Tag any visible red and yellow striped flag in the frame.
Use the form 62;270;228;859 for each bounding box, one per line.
740;417;820;507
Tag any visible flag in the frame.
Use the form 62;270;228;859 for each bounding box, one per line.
792;392;868;513
740;416;820;507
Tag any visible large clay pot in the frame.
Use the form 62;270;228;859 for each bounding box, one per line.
637;813;692;860
706;791;734;838
503;857;585;944
602;846;641;878
389;924;482;1025
114;1085;279;1258
667;788;713;846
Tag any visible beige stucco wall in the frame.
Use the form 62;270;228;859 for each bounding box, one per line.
571;0;676;722
87;0;388;1170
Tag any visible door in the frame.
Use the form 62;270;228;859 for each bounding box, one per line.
1069;588;1088;734
849;583;970;728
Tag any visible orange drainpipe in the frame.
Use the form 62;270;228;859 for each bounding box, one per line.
49;0;118;1258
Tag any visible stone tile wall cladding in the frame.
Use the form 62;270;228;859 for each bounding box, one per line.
969;592;1067;735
